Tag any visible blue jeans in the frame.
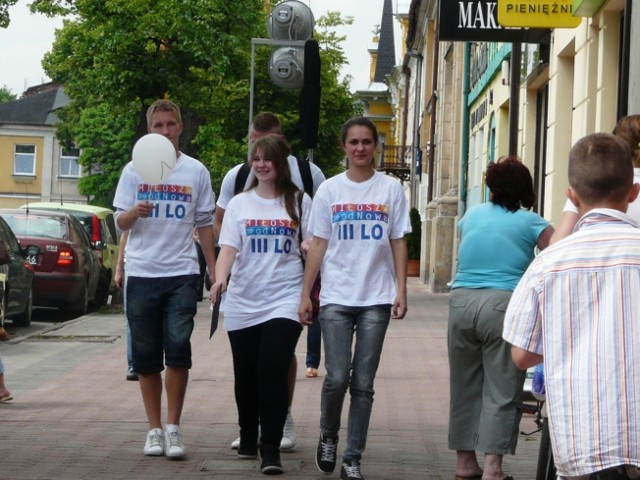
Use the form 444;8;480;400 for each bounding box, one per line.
126;275;198;374
306;317;322;368
319;303;391;463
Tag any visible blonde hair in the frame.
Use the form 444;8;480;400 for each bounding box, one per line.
146;99;182;127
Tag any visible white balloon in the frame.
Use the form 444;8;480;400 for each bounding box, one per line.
132;133;177;184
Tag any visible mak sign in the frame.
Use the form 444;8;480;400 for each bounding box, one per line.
497;0;581;28
439;0;550;43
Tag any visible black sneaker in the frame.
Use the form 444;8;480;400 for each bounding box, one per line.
237;446;258;459
340;460;363;480
237;436;258;459
260;450;283;475
315;434;338;475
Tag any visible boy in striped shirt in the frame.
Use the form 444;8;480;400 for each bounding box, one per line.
503;132;640;480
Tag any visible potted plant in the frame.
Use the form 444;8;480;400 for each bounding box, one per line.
406;207;422;276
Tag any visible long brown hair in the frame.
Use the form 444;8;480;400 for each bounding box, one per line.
249;134;300;225
612;114;640;167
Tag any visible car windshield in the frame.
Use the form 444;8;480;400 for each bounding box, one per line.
3;214;67;239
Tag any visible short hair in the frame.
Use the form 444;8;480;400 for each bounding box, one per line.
568;133;633;205
612;114;640;166
146;99;182;126
252;112;282;134
340;116;379;145
486;156;536;212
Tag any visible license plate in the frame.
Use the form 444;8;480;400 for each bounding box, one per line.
26;255;38;265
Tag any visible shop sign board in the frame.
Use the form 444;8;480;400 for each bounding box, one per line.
439;0;551;43
497;0;582;28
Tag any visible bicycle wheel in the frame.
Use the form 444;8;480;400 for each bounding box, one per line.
536;416;556;480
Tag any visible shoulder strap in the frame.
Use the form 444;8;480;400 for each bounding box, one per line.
296;156;314;198
297;190;305;268
234;163;252;196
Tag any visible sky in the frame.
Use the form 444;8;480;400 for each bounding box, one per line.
0;0;409;97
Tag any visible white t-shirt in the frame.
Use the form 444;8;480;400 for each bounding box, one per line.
219;189;312;331
309;171;411;307
562;167;640;224
113;153;215;277
216;155;325;210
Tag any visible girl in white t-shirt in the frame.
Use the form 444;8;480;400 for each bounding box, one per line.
298;117;411;480
211;134;310;475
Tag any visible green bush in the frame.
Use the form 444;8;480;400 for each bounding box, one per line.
406;207;422;260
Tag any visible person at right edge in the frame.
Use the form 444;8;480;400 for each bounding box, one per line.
550;114;640;242
447;156;554;480
298;116;410;480
504;133;640;480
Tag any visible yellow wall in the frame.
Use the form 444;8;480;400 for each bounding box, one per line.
0;135;44;194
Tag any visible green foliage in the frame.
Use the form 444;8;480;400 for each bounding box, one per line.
406;207;422;260
0;85;16;103
0;0;18;28
32;0;361;205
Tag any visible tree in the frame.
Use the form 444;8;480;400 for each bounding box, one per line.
0;0;18;28
0;85;16;103
32;0;360;206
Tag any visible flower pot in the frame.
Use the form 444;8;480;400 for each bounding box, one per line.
407;258;420;277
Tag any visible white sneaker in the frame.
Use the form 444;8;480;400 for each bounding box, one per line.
231;427;262;450
143;428;164;456
165;426;186;459
281;411;297;451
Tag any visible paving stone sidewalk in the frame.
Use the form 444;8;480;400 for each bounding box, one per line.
0;278;542;479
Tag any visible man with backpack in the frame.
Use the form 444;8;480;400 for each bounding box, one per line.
215;112;325;451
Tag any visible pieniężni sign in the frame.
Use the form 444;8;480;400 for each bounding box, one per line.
439;0;551;43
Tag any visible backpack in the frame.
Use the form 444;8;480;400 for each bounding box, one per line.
234;156;314;198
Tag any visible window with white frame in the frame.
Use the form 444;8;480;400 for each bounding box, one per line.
14;144;36;175
60;146;81;178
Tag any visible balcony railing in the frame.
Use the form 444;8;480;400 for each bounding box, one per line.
377;145;411;182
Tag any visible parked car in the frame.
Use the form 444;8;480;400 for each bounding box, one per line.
21;202;120;307
0;216;36;327
0;209;102;316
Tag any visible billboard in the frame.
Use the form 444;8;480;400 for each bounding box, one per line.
439;0;551;43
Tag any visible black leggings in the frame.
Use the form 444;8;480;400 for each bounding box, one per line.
228;318;302;452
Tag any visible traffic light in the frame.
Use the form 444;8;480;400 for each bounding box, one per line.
267;0;315;90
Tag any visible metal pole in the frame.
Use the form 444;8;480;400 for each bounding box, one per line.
508;43;521;156
248;42;256;162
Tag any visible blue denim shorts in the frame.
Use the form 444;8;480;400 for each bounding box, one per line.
126;275;199;374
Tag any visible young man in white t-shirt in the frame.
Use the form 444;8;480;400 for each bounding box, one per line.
113;99;217;460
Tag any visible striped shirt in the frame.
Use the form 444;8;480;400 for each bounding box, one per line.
503;209;640;477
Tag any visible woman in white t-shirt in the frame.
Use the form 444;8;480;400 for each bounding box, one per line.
212;134;311;475
550;114;640;243
298;117;411;480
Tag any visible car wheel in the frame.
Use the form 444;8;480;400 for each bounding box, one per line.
12;287;33;328
68;283;88;317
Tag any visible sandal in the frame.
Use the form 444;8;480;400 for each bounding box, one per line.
306;367;318;378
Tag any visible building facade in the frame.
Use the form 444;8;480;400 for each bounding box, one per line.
400;0;637;292
0;83;83;208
